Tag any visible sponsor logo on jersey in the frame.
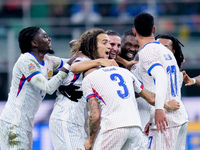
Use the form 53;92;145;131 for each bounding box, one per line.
28;63;36;73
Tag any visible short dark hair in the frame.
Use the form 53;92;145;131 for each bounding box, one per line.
121;30;135;43
105;30;120;36
18;26;40;53
123;30;134;37
134;12;154;37
155;34;184;68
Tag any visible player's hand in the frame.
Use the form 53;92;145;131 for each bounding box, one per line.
144;122;150;136
126;60;138;70
58;84;83;102
182;70;193;86
68;51;87;65
164;99;180;111
155;109;168;133
97;59;118;67
84;140;93;150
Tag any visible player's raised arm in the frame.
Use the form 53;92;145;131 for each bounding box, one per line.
30;63;70;95
71;59;118;74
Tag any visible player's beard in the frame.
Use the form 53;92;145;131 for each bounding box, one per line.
38;48;55;55
47;49;55;54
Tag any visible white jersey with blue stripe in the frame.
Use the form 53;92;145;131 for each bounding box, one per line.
50;57;91;126
82;66;144;131
0;52;63;131
138;42;188;128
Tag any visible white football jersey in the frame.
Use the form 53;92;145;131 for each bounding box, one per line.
0;52;63;131
82;66;144;131
138;42;188;128
130;64;150;131
50;57;91;126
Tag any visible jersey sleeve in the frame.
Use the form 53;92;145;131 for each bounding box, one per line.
130;73;144;94
18;57;41;81
82;76;95;101
45;55;64;70
72;57;91;64
139;48;163;75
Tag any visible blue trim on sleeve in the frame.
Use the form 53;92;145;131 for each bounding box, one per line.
57;60;64;69
26;71;41;81
147;63;162;75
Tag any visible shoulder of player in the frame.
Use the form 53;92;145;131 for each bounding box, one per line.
17;53;41;68
75;56;91;61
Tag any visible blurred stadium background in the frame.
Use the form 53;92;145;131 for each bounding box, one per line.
0;0;200;149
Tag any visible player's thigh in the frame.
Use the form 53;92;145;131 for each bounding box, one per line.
49;118;86;150
93;128;128;150
122;126;148;150
175;122;188;150
149;124;187;150
0;120;32;150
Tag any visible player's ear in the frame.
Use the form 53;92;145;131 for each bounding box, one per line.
152;26;156;34
31;40;38;48
132;28;136;36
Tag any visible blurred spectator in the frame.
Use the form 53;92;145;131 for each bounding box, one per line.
98;3;111;17
0;0;23;18
179;24;190;41
109;0;147;23
70;0;101;24
48;0;70;17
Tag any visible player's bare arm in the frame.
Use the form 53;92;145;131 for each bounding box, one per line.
139;88;180;111
84;97;100;150
116;55;137;70
138;88;155;105
71;59;118;74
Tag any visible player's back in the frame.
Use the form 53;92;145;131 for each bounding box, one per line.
83;66;143;131
138;42;188;128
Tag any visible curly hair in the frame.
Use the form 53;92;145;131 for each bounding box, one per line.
71;28;105;60
18;26;40;53
155;34;184;68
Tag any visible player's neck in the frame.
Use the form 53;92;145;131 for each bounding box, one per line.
138;36;155;49
31;51;45;63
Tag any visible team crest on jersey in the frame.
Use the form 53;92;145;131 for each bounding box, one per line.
130;65;137;71
47;69;53;77
28;63;36;72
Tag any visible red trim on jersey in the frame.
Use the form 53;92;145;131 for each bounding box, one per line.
141;84;144;89
70;73;81;84
92;88;106;105
86;94;96;101
17;75;26;97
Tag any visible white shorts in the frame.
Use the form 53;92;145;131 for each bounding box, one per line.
148;122;188;150
49;118;87;150
0;120;32;150
93;126;148;150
